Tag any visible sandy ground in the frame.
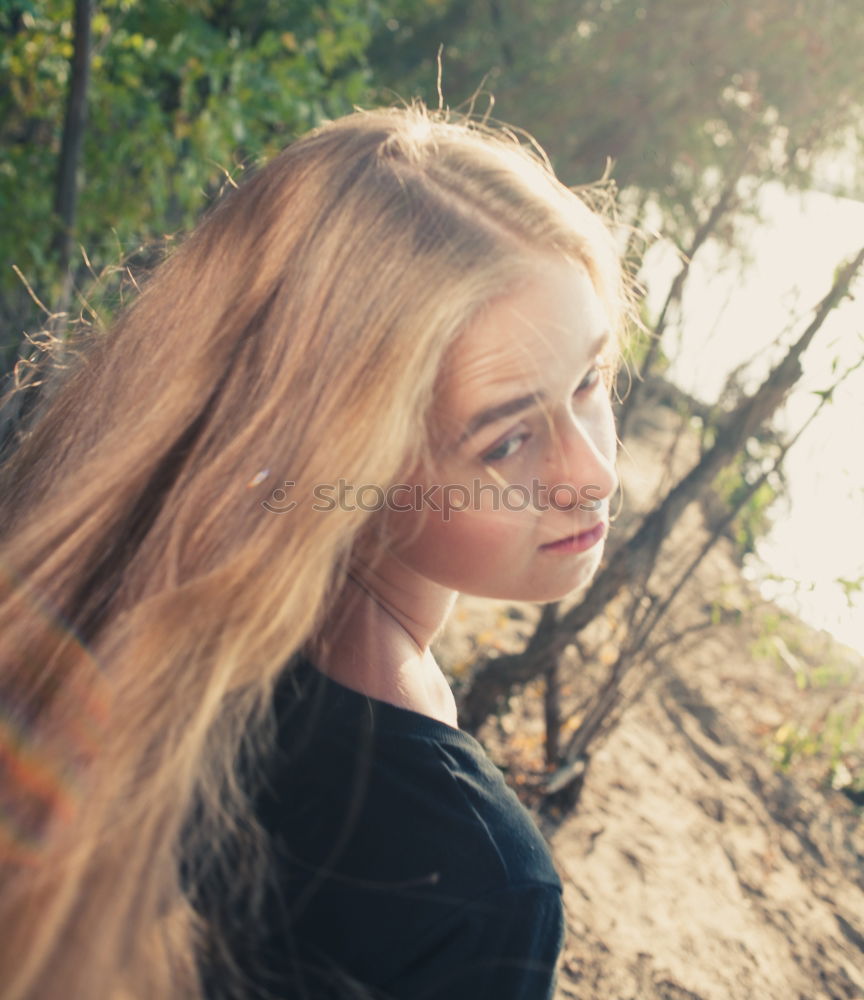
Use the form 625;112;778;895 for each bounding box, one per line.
434;387;864;999
549;651;864;1000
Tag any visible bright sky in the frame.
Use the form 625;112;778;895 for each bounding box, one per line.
640;182;864;654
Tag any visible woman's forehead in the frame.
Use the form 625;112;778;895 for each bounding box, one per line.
438;259;608;408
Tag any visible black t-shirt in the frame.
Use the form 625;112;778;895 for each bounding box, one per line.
198;661;564;999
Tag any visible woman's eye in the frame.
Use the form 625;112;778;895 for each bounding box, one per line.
481;432;529;464
479;366;605;465
575;366;601;394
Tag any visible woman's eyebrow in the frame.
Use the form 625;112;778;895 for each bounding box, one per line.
457;392;544;446
456;330;611;447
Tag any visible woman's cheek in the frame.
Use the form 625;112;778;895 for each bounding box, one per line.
391;502;526;588
449;504;521;551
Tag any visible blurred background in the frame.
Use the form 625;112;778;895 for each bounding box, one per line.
1;0;862;650
2;3;863;996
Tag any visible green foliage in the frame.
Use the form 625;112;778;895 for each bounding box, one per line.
3;0;864;352
0;0;425;334
752;608;864;798
622;300;669;372
710;441;783;557
836;573;864;610
772;701;864;799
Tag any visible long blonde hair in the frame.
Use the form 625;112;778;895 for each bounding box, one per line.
0;104;627;999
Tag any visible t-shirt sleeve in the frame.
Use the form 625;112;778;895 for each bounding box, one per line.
382;881;565;1000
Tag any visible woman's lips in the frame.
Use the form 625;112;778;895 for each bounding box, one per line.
539;521;606;553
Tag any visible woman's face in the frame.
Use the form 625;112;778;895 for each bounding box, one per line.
387;256;619;604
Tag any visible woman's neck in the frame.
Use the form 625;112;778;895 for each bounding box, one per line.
308;562;459;727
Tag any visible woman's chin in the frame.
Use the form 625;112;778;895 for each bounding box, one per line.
527;550;604;603
470;569;601;606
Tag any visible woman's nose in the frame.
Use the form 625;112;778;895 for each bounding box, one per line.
543;411;618;510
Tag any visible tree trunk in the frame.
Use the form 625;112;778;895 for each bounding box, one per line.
52;0;93;300
543;658;561;767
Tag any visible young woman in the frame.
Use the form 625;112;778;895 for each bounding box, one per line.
0;105;629;999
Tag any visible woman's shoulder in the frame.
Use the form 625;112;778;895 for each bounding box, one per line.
263;658;561;895
208;660;565;999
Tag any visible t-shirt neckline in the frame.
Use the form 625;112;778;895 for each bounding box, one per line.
288;656;486;752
